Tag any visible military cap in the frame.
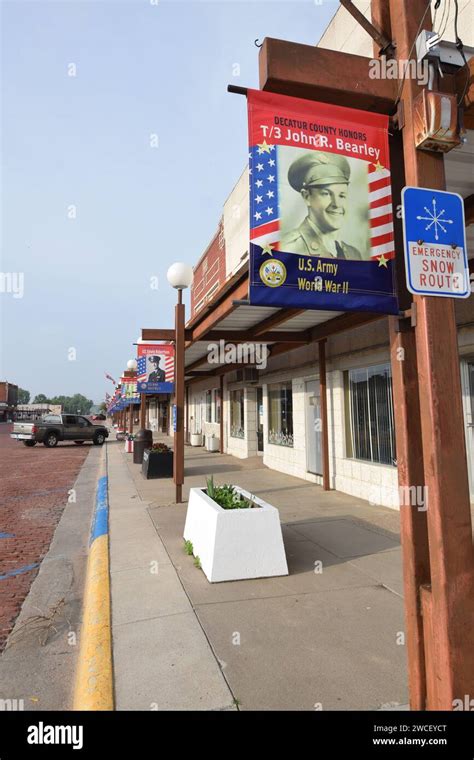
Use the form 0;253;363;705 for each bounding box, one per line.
288;152;351;191
150;355;162;363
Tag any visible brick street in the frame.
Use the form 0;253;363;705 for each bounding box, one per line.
0;424;90;651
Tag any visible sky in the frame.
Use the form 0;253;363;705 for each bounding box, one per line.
1;0;340;403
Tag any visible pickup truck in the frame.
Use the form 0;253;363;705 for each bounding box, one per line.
11;414;109;448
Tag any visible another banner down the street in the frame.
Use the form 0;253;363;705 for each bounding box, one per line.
136;343;174;394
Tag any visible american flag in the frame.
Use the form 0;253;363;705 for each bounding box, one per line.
249;144;280;249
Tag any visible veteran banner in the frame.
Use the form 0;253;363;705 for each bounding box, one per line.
136;343;174;394
120;376;140;405
247;89;398;315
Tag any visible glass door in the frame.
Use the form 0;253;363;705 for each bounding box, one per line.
305;380;322;476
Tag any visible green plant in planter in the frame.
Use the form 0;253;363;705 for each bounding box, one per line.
205;476;252;510
151;442;172;453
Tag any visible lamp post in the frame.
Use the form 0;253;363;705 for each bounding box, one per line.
167;262;193;504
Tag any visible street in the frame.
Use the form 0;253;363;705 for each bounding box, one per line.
0;423;90;650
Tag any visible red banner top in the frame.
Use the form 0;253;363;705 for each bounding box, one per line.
247;88;389;168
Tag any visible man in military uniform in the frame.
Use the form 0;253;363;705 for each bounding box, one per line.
148;355;166;383
280;152;363;260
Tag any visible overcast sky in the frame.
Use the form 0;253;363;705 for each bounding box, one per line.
1;0;338;402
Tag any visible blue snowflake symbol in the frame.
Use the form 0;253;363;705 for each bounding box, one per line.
416;197;453;242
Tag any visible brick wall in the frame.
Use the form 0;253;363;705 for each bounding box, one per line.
190;218;226;317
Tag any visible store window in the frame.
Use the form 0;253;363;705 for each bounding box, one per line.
230;389;244;438
214;388;221;424
205;390;212;423
268;382;293;447
345;364;396;466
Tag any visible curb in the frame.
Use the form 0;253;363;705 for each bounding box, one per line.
73;445;114;710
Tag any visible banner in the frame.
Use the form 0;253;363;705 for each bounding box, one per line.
136;343;174;394
120;376;140;404
247;89;398;315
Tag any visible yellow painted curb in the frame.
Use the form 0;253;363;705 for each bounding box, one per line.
73;446;114;710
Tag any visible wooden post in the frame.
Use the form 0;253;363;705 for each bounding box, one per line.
128;402;133;436
174;289;185;503
185;386;189;443
389;0;474;708
384;122;432;710
219;374;224;454
318;339;330;491
140;393;146;429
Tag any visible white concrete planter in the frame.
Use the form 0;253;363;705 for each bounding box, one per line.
190;433;203;447
206;435;220;452
183;486;288;583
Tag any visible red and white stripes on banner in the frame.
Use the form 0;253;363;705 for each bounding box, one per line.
250;219;280;250
164;355;174;382
368;163;395;260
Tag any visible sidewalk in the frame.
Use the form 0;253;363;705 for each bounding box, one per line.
108;437;408;711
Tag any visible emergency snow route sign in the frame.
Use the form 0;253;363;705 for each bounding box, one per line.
402;186;469;298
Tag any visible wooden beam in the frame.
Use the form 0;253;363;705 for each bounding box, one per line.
370;0;393;55
464;193;474;226
141;328;193;342
390;0;474;710
259;37;397;113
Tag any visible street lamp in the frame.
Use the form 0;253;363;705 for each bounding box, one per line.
167;262;193;504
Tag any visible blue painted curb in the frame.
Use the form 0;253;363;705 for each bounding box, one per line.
90;475;109;546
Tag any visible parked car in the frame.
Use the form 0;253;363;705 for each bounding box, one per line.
11;414;109;447
91;413;106;420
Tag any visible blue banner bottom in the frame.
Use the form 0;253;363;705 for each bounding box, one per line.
137;382;174;394
250;244;399;315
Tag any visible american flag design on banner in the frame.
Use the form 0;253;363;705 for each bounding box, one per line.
249;144;280;250
137;352;174;382
368;162;395;261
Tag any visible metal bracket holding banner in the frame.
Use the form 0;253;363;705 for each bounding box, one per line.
395;301;417;333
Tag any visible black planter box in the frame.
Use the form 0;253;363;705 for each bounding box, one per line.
141;449;174;479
